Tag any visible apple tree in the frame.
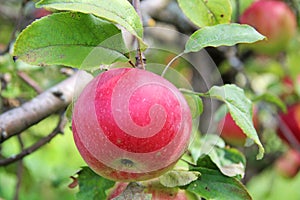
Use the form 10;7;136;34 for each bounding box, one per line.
0;0;300;199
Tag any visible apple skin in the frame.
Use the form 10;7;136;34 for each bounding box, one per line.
107;181;195;200
275;149;300;178
218;110;259;146
72;68;192;182
277;103;300;148
240;0;297;55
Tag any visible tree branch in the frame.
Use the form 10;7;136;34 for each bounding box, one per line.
0;112;67;166
17;71;43;94
0;70;92;143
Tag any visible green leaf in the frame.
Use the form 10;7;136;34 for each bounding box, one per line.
159;170;200;188
36;0;146;49
200;134;226;149
178;0;232;27
208;147;246;178
214;104;228;123
185;23;265;53
208;84;264;159
196;155;219;170
189;134;246;177
76;167;115;200
187;167;252;200
183;93;203;119
252;93;287;112
189;134;225;164
13;12;128;69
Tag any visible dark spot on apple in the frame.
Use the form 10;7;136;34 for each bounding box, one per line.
220;14;224;18
121;159;134;168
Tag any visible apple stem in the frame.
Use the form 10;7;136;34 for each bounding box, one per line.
161;52;185;77
135;48;146;70
179;88;207;98
133;0;146;70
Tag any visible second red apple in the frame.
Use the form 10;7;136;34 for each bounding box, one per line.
218;110;259;146
240;0;297;55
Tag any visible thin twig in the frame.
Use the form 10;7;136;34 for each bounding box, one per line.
0;113;67;166
135;49;146;70
17;71;43;94
14;135;24;200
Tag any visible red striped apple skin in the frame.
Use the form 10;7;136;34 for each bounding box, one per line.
72;68;192;181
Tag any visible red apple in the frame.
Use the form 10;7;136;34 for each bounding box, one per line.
275;149;300;178
107;181;195;200
72;68;192;181
240;0;297;55
277;103;300;148
218;109;259;146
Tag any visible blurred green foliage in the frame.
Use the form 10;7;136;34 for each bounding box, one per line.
0;117;85;200
247;168;300;200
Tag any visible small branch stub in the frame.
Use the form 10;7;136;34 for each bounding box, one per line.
135;51;146;69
